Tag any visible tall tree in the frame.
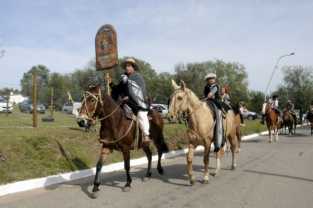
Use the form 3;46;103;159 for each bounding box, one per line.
20;65;50;103
175;59;249;104
273;65;313;112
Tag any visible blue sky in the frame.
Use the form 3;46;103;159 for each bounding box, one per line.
0;0;312;92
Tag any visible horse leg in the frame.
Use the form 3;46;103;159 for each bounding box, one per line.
228;135;238;170
268;127;272;143
122;149;132;191
91;147;110;198
212;150;222;176
157;149;164;175
186;144;195;185
203;144;210;184
236;126;241;153
274;127;279;142
142;143;152;179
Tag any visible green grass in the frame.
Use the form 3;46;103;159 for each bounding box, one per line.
0;109;265;184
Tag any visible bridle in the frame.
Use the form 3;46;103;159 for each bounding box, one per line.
81;89;136;145
81;88;120;121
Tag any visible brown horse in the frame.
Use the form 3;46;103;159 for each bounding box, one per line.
306;111;313;135
282;110;296;135
169;80;239;185
265;104;280;142
79;85;168;198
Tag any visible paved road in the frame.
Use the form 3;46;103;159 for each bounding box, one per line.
1;127;312;208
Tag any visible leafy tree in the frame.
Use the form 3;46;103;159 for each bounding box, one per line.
174;60;249;104
247;90;265;112
273;65;313;113
20;65;50;104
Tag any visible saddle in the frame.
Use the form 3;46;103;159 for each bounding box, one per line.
205;100;226;152
122;104;135;120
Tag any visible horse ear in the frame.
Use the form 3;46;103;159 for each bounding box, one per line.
180;80;186;91
171;79;180;90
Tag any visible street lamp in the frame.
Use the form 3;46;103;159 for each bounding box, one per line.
264;52;295;98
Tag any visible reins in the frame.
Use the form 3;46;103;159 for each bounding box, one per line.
82;89;136;145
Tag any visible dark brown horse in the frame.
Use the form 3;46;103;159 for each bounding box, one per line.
79;85;168;198
265;104;280;142
282;110;296;135
306;111;313;135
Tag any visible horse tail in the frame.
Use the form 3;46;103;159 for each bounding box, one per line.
149;110;169;153
158;134;169;153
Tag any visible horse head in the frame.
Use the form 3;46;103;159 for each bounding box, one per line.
169;79;194;118
79;84;103;121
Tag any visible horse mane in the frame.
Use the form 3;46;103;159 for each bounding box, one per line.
185;88;202;107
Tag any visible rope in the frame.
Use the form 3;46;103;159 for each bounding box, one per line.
99;118;135;144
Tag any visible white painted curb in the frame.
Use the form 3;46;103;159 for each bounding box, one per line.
0;126;302;198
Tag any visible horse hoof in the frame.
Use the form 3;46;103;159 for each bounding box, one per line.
123;186;131;192
202;176;209;184
211;172;218;177
90;191;99;199
189;176;195;186
231;165;237;170
157;167;164;175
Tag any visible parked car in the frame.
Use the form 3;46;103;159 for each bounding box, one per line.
0;96;13;113
62;103;73;114
150;104;169;118
241;110;257;120
19;100;46;114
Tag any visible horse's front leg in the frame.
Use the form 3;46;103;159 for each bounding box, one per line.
186;143;195;185
274;126;279;142
203;144;210;184
122;149;132;191
91;146;110;198
268;127;272;143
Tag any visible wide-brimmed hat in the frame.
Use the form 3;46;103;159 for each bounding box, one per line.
205;73;217;80
121;58;138;70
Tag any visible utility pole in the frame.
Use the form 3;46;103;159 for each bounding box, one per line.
50;87;54;118
32;72;38;128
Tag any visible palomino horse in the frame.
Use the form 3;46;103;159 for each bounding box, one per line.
282;110;296;135
79;85;168;198
169;80;239;185
265;104;280;142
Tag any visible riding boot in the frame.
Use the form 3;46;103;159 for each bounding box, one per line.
214;108;223;152
142;135;151;145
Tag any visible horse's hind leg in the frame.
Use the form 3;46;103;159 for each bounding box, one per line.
212;151;222;176
157;149;164;175
142;144;152;179
186;144;195;185
91;147;110;198
228;135;238;170
122;149;132;191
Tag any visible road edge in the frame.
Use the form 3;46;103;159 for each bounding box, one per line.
0;129;272;197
